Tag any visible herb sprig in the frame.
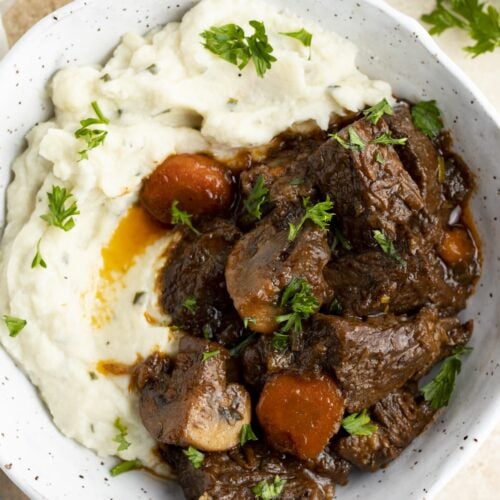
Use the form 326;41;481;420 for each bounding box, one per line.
363;98;394;125
422;0;500;57
183;296;198;314
372;132;408;146
41;186;79;232
201;21;276;77
183;446;204;469
171;200;200;235
288;196;334;241
281;28;313;58
411;100;444;138
202;350;220;361
32;238;47;269
330;127;366;152
342;409;378;436
421;346;473;409
240;423;258;446
74;101;110;160
113;418;131;452
244;175;270;220
373;230;406;266
252;476;286;499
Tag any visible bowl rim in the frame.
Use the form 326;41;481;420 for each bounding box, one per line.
1;0;499;499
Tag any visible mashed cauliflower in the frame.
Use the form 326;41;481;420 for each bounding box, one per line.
0;0;391;474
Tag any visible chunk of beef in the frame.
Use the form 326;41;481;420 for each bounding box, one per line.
335;385;435;471
160;219;244;345
162;441;346;500
325;249;471;317
226;217;332;334
307;116;424;249
312;308;472;412
136;336;251;452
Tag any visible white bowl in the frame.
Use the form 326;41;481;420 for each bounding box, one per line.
1;0;499;499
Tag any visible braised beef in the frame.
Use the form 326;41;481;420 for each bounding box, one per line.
335;385;435;471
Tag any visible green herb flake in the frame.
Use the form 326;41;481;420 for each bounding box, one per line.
112;418;131;452
271;332;289;351
74;101;110;160
133;291;146;305
252;476;286;499
110;459;142;477
275;278;319;334
243;317;257;328
363;98;394;124
240;423;258;446
411;100;444;138
202;350;220;361
371;132;408;146
183;446;205;469
229;333;258;357
281;28;313;58
203;324;213;340
288;196;334;241
40;186;80;232
89;371;98;380
329;298;343;315
330;127;365;151
421;346;473;409
421;0;500;57
342;409;378;436
244;175;270;220
373;230;406;266
171;200;200;235
331;226;352;252
375;151;386;165
201;20;277;77
182;296;198;314
31;238;47;269
3;315;27;338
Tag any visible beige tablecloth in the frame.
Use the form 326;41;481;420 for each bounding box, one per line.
0;1;499;499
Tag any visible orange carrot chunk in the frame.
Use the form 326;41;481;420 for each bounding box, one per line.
257;372;345;460
140;154;234;224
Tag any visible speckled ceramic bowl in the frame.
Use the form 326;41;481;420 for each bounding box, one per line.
0;0;499;499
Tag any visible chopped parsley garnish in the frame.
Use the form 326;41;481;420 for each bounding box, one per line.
240;423;258;446
252;476;286;499
363;98;394;124
421;346;473;409
371;132;408;146
110;459;142;477
288;196;334;241
421;0;500;57
331;226;352;252
329;298;343;315
183;446;204;469
3;315;27;338
74;101;110;160
329;127;365;151
202;350;220;361
203;324;214;339
171;200;200;235
342;409;378;436
276;278;319;334
201;20;276;77
411;100;444;138
375;152;386;165
243;317;257;328
31;238;47;269
271;332;290;351
244;175;270;220
112;418;131;452
373;230;406;266
281;28;313;58
230;333;258;357
183;296;198;314
40;186;79;232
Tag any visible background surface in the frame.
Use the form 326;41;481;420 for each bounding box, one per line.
0;0;499;498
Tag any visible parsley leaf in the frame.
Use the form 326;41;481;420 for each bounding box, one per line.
288;196;334;241
40;186;80;232
244;175;270;220
371;132;408;146
373;230;406;266
411;100;444;138
201;20;276;77
281;28;313;58
252;476;286;499
171;200;200;235
240;423;258;445
329;126;366;151
271;332;290;351
363;98;394;125
342;409;378;436
421;346;473;409
243;317;257;328
183;296;198;314
31;238;47;269
110;459;142;477
113;418;131;452
276;278;319;334
183;446;204;469
202;350;220;361
375;152;386;165
74;101;110;160
331;226;352;252
3;315;27;337
422;0;500;57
